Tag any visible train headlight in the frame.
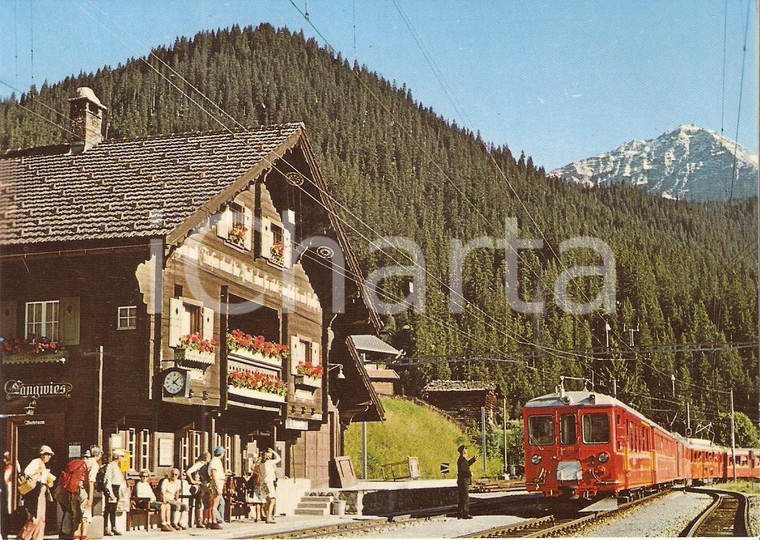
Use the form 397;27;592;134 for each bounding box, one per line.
531;454;542;465
598;452;610;463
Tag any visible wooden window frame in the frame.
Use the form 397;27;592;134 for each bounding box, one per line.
140;429;151;471
117;305;137;330
185;302;202;335
126;428;136;471
25;300;59;340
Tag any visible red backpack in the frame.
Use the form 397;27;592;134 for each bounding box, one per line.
59;459;88;493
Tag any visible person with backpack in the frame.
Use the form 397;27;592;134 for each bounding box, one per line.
58;445;103;540
102;450;125;536
185;452;210;528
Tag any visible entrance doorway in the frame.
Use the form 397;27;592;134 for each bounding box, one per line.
5;413;65;532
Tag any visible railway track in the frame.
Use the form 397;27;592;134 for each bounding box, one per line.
250;493;539;538
459;488;672;538
682;488;751;537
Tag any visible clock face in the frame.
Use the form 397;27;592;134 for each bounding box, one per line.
163;370;186;395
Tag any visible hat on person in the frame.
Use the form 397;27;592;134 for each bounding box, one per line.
214;445;225;456
112;448;125;458
139;468;151;477
39;445;55;455
457;444;466;453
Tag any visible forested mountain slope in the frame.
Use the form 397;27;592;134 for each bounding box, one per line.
1;24;756;437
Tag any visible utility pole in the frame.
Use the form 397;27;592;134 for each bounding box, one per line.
624;324;640;347
97;345;104;447
605;323;611;349
361;422;367;480
502;399;507;479
730;389;737;481
481;407;487;476
687;402;691;436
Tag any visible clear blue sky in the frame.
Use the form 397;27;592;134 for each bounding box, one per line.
1;0;757;171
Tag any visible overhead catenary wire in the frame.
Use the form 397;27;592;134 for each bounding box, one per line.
285;0;640;362
11;3;754;420
728;0;753;203
72;0;605;367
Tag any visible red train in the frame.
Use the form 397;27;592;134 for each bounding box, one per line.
522;383;759;501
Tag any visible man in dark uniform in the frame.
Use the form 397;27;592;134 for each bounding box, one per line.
456;444;477;519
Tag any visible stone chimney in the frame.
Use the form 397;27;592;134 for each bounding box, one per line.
69;87;107;151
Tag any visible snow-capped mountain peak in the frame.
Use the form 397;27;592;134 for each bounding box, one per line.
550;126;758;201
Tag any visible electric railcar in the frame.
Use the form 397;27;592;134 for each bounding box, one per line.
522;386;759;501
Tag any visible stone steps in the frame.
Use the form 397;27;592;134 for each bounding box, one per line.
293;495;333;516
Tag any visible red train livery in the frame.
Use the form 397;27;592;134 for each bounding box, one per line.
522;386;759;500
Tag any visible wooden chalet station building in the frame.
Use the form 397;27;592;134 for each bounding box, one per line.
0;88;384;503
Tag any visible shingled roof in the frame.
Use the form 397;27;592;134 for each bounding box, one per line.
423;379;498;393
0;123;302;245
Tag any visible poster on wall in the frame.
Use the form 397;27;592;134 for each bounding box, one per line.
158;437;174;467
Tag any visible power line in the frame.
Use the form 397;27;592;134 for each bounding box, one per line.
728;0;753;203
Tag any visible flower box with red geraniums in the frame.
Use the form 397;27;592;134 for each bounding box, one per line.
270;242;284;266
293;361;322;388
228;225;248;249
226;330;288;364
227;370;287;403
1;337;66;363
173;333;219;364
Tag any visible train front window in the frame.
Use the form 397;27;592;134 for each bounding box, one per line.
582;413;610;444
528;415;554;445
560;414;577;445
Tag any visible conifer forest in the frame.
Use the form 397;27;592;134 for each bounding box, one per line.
1;24;757;445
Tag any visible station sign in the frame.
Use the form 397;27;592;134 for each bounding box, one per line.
4;379;73;400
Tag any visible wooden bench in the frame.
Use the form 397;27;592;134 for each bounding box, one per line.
223;476;254;521
125;478;162;531
380;457;420;481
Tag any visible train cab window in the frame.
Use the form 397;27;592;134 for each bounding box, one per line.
560;414;577;445
582;413;610;444
528;415;555;446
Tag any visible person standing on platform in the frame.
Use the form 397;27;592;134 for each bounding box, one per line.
260;448;280;524
2;451;14;539
19;445;56;540
456;444;477;519
185;452;210;528
62;445;103;540
102;449;126;536
207;447;225;530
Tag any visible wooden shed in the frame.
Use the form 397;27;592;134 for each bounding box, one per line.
422;380;503;427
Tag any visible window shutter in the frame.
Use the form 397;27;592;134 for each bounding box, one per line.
260;218;272;259
282;209;295;268
243;208;253;251
311;342;320;366
283;227;292;268
0;300;17;338
217;207;233;240
59;297;80;345
290;336;298;373
168;298;184;347
202;307;214;341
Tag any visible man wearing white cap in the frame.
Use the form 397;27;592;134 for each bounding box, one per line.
103;449;126;536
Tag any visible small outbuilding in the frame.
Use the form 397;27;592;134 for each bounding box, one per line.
422;380;503;427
